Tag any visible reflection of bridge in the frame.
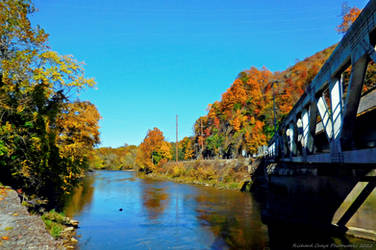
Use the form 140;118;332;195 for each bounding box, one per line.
258;0;376;240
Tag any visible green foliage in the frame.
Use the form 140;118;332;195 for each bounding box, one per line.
170;142;184;161
42;209;68;224
206;134;224;156
41;209;67;238
0;0;100;206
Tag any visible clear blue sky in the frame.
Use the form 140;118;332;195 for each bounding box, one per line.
31;0;368;147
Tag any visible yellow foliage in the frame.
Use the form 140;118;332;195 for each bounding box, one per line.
159;141;172;161
57;101;101;162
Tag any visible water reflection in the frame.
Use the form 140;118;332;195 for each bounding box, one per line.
140;179;169;220
194;189;268;249
62;171;374;250
64;174;95;217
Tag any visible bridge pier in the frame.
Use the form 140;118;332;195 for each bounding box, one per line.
251;161;375;240
337;181;376;228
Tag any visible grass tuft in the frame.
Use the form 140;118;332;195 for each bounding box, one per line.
41;209;68;238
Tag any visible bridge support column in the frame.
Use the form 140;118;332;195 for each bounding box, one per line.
329;78;343;139
329;77;344;162
317;95;333;141
287;120;298;158
341;55;368;150
308;101;318;154
302;109;309;158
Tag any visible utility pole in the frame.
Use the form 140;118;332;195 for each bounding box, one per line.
272;80;279;157
176;114;178;163
200;119;203;155
272;80;278;137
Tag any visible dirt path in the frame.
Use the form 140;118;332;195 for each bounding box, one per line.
0;187;62;249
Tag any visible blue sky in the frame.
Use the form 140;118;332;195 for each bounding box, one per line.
31;0;368;147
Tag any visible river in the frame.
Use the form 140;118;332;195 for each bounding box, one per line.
63;170;375;249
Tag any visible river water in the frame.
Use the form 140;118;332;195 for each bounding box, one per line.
63;170;375;249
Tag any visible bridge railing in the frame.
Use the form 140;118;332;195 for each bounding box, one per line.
268;0;376;165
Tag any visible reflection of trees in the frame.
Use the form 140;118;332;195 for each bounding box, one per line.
64;175;95;217
195;192;268;249
141;179;169;220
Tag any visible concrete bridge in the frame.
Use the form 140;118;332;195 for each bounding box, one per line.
257;0;376;243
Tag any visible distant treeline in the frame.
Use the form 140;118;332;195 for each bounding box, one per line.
88;145;137;170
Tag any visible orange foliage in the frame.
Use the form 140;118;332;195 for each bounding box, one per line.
221;79;247;111
213;117;220;129
245;121;267;154
337;6;361;34
136;128;171;172
192;44;335;157
230;110;247;132
246;67;273;116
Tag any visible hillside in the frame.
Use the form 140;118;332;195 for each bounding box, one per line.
189;45;337;159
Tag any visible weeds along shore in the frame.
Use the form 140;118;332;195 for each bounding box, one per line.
139;158;252;190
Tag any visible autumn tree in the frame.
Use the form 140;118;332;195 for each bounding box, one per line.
56;101;100;186
180;137;194;160
0;0;98;204
136;128;171;173
337;5;361;34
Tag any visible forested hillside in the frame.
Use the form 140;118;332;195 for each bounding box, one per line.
191;45;336;159
133;45;337;172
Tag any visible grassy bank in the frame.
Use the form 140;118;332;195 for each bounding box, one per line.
145;159;252;190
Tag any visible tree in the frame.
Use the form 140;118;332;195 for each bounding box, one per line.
337;5;361;34
136;128;171;173
56;101;101;186
0;0;98;204
206;133;224;157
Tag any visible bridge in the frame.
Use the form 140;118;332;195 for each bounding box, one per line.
257;0;376;242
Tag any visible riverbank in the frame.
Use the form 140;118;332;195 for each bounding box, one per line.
0;186;79;249
144;159;252;190
0;186;62;249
